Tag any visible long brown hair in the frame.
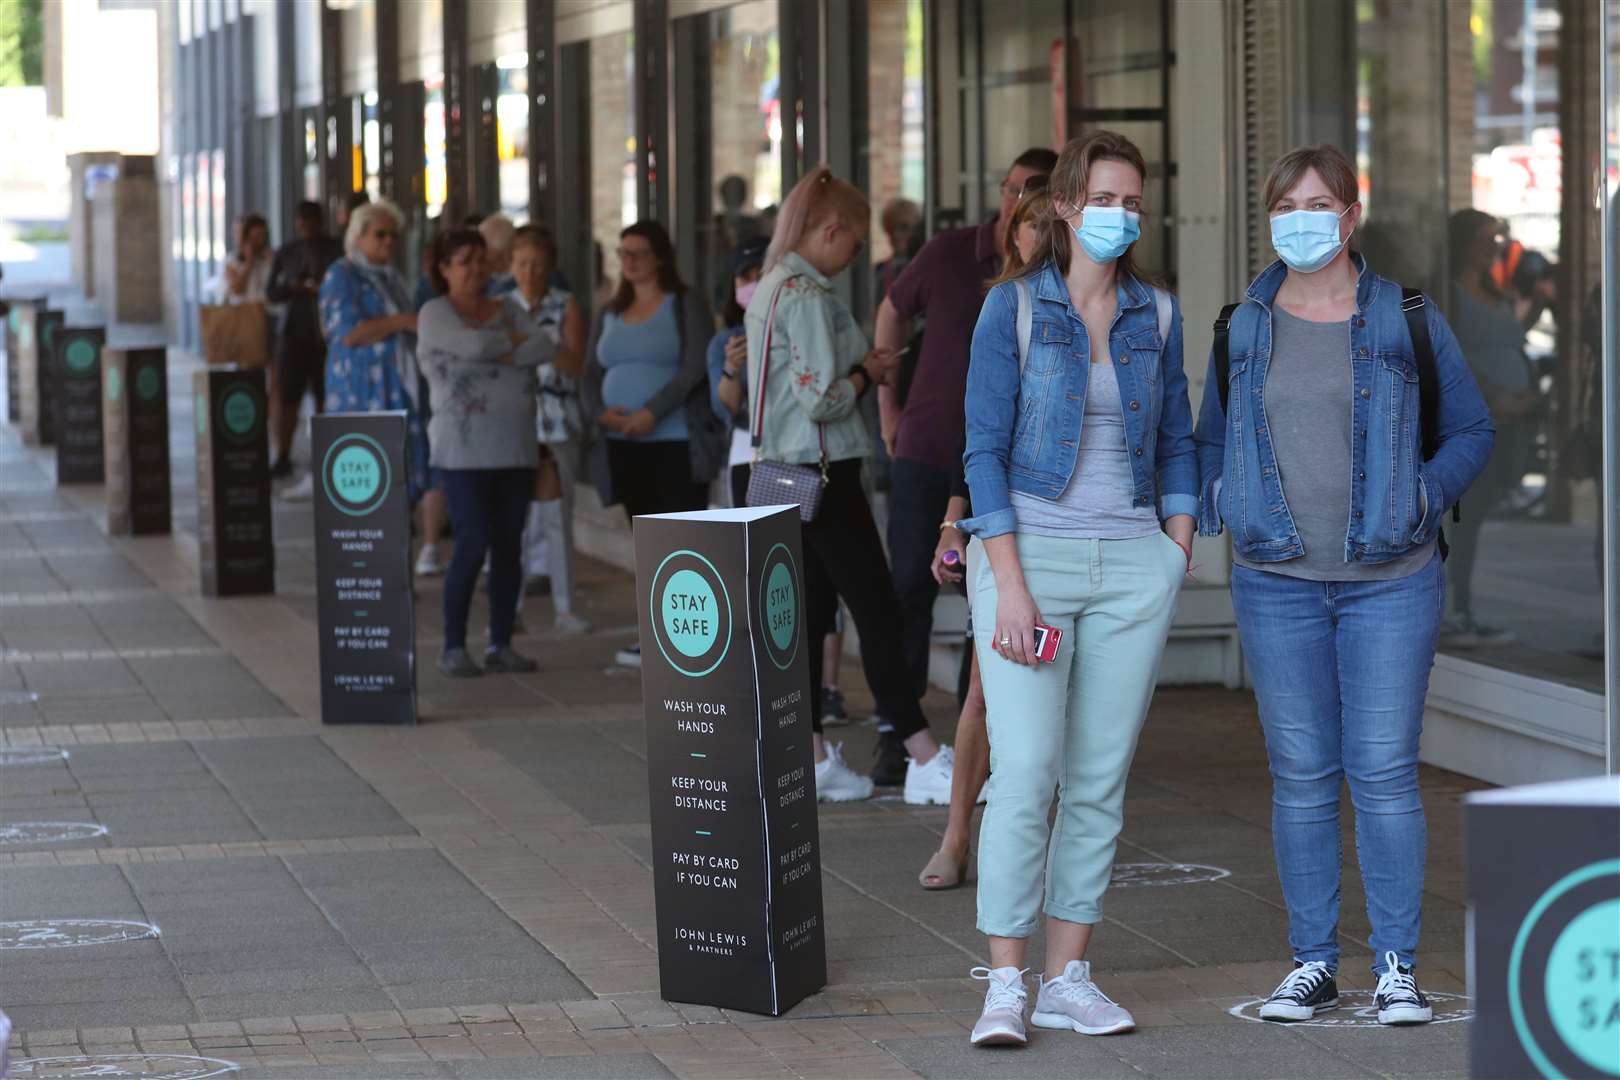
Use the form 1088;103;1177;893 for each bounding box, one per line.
998;186;1052;279
991;130;1151;289
608;220;685;313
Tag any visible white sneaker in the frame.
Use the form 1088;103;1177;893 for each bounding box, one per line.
1031;960;1135;1035
815;742;874;802
969;966;1028;1047
415;544;443;577
554;612;591;635
278;473;314;501
903;744;955;806
1374;951;1433;1025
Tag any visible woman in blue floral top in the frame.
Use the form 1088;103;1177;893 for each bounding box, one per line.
319;198;429;502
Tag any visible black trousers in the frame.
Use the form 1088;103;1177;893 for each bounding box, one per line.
886;456;954;698
609;439;708;522
803;459;930;740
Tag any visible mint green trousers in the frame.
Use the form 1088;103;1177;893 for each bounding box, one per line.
971;531;1184;937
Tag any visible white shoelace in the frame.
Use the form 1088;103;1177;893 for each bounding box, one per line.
1376;952;1420;1002
1045;970;1119;1007
1271;961;1332;1001
971;966;1028;1013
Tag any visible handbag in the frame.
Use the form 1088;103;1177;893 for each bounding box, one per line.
744;276;828;523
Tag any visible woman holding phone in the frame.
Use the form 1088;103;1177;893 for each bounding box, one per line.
958;131;1196;1048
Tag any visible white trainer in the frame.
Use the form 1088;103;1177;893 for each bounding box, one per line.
554;612;592;635
415;544;443;577
815;742;874;802
1031;960;1135;1035
969;965;1029;1047
903;744;955;805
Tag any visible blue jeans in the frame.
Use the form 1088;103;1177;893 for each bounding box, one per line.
1230;553;1444;974
441;467;534;652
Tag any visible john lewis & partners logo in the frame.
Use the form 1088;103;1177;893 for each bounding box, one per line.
321;433;391;517
650;550;732;678
759;543;801;670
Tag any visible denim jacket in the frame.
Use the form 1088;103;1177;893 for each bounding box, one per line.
1193;254;1495;564
960;259;1199;539
743;252;872;466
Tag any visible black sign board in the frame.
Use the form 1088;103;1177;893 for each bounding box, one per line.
635;506;827;1017
103;345;171;534
312;413;417;726
1466;777;1620;1079
194;367;274;595
34;306;62;445
54;323;106;484
5;303;20;423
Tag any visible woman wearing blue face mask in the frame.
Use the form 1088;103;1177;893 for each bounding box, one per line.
958;131;1198;1049
1193;145;1494;1027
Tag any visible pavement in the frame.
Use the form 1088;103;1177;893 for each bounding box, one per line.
0;348;1486;1079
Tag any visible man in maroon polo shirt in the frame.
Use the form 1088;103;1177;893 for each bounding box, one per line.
868;146;1056;784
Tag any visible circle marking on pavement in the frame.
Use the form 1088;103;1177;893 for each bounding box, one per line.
1227;988;1472;1027
11;1054;239;1079
1111;862;1232;887
0;919;161;949
0;746;69;766
0;822;108;846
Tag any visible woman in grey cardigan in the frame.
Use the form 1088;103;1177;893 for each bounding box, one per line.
580;221;723;521
418;228;550;678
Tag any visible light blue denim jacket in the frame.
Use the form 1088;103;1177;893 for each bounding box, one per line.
960;259;1199;539
1193;254;1495;564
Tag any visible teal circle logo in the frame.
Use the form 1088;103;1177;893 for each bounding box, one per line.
135;365;161;403
1545;898;1620;1075
1510;859;1620;1079
648;550;732;678
64;339;96;375
220;386;258;439
321;433;391;516
40;319;54;349
105;365;122;403
759;543;801;671
663;569;719;658
194;391;207;436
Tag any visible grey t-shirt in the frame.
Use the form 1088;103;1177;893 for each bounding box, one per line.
418;296;550;471
1010;362;1161;540
1233;305;1435;581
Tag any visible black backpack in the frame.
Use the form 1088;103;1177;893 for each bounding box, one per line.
1211;286;1457;555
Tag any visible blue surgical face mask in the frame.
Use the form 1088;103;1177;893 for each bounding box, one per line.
1270;205;1353;273
1071;206;1141;264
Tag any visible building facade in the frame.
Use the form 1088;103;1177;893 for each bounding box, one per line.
161;0;1620;785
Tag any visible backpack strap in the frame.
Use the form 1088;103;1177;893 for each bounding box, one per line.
1013;278;1032;374
1212;302;1240;413
1152;286;1172;346
1400;285;1459;531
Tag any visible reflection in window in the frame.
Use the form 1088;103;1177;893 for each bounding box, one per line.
590;32;636;289
702;1;780;311
302;115;321;201
496;53;530;223
868;0;925;275
1351;0;1601;689
353;91;381;200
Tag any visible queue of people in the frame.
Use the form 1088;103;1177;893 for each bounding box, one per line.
227;129;1494;1047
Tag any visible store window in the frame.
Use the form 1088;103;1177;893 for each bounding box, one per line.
496;53;531;222
302;112;321;201
352;91;381;200
868;0;925;281
590;32;637;287
425;73;447;221
1351;0;1603;691
697;1;780;311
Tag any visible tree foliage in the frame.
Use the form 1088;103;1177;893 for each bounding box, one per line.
0;0;44;88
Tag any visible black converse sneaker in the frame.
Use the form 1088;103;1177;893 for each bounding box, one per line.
1258;960;1339;1021
1374;951;1433;1025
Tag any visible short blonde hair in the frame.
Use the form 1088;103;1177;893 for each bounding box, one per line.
344;198;404;256
1263;145;1358;213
